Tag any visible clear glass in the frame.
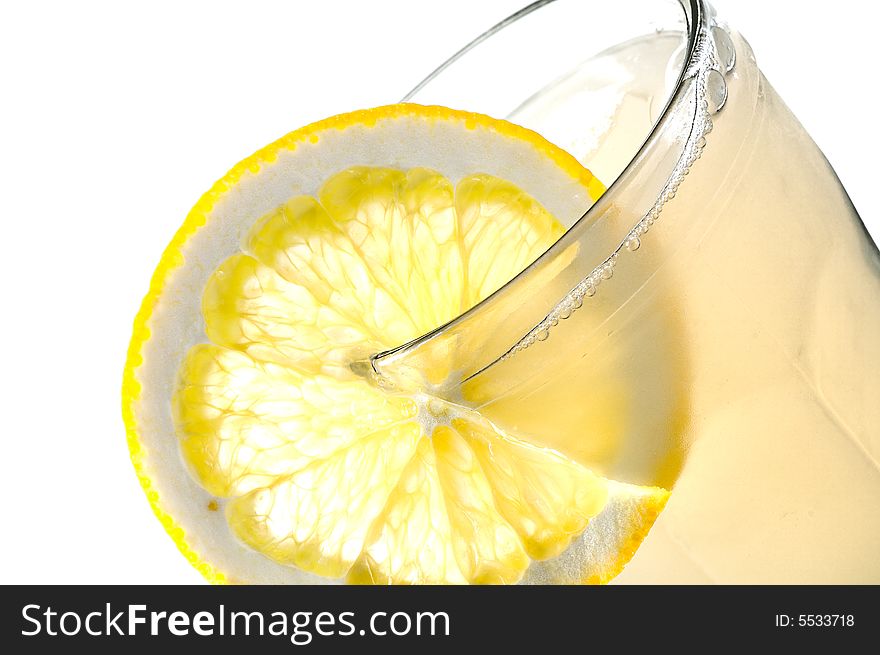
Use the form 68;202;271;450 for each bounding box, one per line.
372;0;880;583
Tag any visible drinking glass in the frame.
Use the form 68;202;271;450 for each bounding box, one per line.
372;0;880;583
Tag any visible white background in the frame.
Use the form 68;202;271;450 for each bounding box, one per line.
1;0;877;584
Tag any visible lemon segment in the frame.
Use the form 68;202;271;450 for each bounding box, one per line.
202;253;368;376
432;425;531;584
172;344;418;498
318;167;465;334
456;175;566;307
456;418;609;560
347;438;469;585
522;483;670;584
227;422;422;579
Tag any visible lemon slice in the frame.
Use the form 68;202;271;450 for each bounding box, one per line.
124;104;667;584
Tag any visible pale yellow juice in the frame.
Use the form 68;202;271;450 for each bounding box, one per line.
613;33;880;583
383;29;880;583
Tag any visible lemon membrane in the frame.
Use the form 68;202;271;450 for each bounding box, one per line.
124;104;668;584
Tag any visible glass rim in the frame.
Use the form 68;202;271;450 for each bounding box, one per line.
402;0;704;204
375;0;709;372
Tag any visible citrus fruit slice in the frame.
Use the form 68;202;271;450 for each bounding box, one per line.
123;104;668;584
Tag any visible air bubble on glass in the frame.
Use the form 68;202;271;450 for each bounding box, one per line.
712;26;736;74
706;69;728;113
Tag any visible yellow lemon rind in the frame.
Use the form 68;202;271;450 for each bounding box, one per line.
582;487;669;585
122;103;602;585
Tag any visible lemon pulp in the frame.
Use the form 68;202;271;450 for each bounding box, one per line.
126;104;667;584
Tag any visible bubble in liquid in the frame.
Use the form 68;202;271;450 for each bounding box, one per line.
712;26;736;73
536;329;550;342
572;296;584;310
601;266;613;280
584;283;597;298
559;305;573;320
626;236;641;252
706;69;728;113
